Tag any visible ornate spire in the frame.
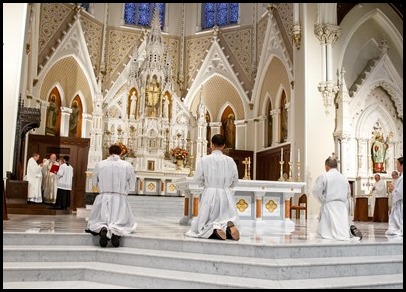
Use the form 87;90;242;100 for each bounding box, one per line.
146;5;164;70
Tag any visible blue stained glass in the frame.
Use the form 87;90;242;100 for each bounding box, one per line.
124;3;165;28
202;3;239;29
124;3;136;25
230;3;238;23
80;3;90;11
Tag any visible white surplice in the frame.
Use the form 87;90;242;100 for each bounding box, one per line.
185;150;239;239
312;168;351;241
24;157;43;203
87;154;137;239
386;175;403;236
370;179;386;217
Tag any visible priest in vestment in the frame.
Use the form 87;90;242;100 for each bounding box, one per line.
312;156;355;241
24;152;43;203
42;153;59;204
86;145;137;248
185;134;240;240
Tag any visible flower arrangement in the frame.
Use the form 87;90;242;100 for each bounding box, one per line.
170;147;189;160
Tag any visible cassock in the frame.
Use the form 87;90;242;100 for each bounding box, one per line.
24;157;43;203
386;175;403;236
185;150;239;239
87;154;137;239
312;168;351;241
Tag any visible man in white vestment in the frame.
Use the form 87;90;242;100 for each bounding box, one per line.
388;171;399;211
24;152;43;203
386;157;403;236
42;153;59;204
369;174;387;217
86;144;137;247
185;134;240;241
312;156;359;241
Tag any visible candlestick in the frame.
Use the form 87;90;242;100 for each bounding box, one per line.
297;148;300;163
278;160;285;181
288;161;293;181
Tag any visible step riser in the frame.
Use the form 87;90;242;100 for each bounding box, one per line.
3;233;403;259
3;268;247;289
4;250;403;280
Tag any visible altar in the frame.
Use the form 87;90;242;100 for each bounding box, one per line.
173;177;306;233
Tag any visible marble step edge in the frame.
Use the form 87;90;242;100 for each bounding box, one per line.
3;233;403;259
3;261;404;289
2;280;134;289
3;245;403;268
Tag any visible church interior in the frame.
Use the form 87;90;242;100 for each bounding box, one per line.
3;3;403;288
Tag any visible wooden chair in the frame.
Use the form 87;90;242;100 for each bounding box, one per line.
290;194;307;219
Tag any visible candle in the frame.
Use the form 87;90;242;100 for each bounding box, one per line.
297;149;300;163
281;148;283;161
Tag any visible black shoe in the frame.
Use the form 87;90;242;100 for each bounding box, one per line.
85;229;99;236
111;234;121;247
99;227;108;247
226;221;240;241
350;225;362;240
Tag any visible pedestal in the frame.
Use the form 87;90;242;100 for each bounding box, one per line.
354;197;368;221
373;197;389;222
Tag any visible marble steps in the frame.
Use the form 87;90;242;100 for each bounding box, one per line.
3;244;403;281
3;232;403;288
3;261;403;289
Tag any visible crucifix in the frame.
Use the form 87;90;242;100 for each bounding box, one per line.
242;157;251;180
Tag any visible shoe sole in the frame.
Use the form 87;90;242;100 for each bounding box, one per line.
226;221;240;241
99;228;108;247
213;229;226;240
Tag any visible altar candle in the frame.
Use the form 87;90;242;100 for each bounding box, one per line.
281;148;283;161
297;148;300;163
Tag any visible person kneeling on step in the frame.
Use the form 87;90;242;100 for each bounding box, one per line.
85;145;137;247
185;134;240;241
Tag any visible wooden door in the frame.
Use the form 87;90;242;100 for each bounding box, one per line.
26;134;90;211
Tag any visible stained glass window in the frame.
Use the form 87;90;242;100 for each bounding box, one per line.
124;3;165;28
80;3;90;12
202;3;239;29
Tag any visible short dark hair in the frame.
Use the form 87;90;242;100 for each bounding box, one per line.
325;156;338;168
397;157;403;165
211;134;226;147
109;145;122;155
63;155;70;162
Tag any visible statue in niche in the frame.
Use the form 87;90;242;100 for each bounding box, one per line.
371;122;392;173
69;100;80;137
129;91;137;119
146;76;160;117
222;113;236;149
46;95;59;136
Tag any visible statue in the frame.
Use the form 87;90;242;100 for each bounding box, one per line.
371;122;391;173
129;92;137;119
222;113;235;149
46;95;59;135
69;100;80;137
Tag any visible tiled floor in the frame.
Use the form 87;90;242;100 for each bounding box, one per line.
3;209;402;246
